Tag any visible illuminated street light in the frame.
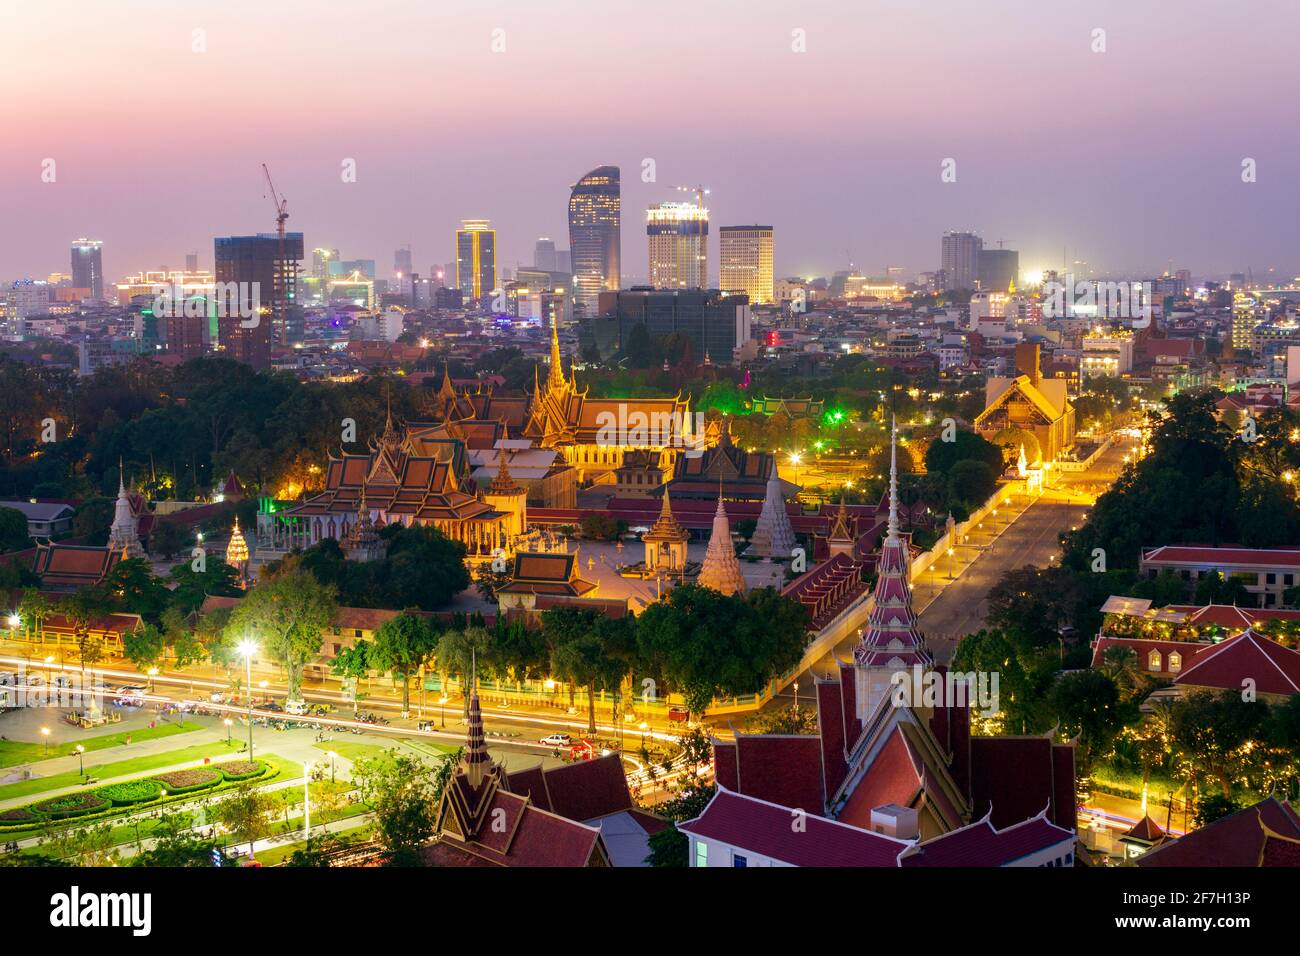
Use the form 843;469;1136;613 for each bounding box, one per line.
223;717;233;745
41;726;50;756
238;640;258;759
75;744;85;776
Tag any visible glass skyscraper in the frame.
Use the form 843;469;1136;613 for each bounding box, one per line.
567;166;621;318
455;219;496;301
70;238;104;299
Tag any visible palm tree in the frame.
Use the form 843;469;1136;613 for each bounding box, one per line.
1100;645;1144;700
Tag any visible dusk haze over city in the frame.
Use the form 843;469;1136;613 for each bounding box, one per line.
1;0;1295;939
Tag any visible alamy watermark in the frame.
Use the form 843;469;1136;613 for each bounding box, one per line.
0;664;105;711
151;281;261;327
890;665;1000;717
1041;274;1152;328
594;405;707;457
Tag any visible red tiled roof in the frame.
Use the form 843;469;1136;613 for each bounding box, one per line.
1123;814;1165;843
732;734;825;812
1174;628;1300;696
679;787;909;867
901;813;1074;867
1142;545;1300;568
970;736;1074;831
426;788;604;867
837;726;921;828
515;754;633;823
1090;637;1210;672
1169;604;1300;627
1138;798;1300;867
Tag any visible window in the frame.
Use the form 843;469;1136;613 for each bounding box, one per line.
695;841;708;868
1168;651;1182;672
733;854;747;868
1147;649;1162;671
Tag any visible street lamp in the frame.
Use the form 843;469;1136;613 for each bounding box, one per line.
223;717;233;745
303;761;312;850
327;751;337;783
41;726;50;756
146;666;158;692
793;681;800;713
947;547;955;580
438;695;449;728
639;721;648;749
238;639;258;759
75;744;85;776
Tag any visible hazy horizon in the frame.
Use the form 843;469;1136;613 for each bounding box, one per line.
4;0;1299;285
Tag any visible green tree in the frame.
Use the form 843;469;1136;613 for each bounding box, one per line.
369;611;439;715
226;567;337;702
352;752;444;863
1047;669;1133;772
122;622;165;674
331;641;371;716
215;782;277;858
645;826;688;867
0;507;31;553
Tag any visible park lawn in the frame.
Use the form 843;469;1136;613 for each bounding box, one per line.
311;740;398;762
10;752;301;848
257;820;374;867
0;740;243;802
0;721;203;769
396;738;458;758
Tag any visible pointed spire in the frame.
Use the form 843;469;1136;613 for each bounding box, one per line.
117;457;127;497
887;415;900;543
463;649;490;788
546;315;566;393
697;494;745;595
489;447;520;495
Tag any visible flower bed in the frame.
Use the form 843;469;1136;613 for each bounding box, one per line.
95;780;164;806
32;792;109;820
0;807;37;824
151;768;222;794
216;761;264;781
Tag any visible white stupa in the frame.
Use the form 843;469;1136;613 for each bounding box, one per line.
696;497;746;595
107;464;143;559
746;467;797;559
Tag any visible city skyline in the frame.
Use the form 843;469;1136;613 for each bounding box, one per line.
4;0;1299;283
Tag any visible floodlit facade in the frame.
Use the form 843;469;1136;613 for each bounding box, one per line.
648;202;708;289
719;225;774;304
455;219;497;301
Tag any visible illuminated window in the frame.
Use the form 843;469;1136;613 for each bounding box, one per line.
1147;649;1162;671
1168;652;1182;673
695;841;708;868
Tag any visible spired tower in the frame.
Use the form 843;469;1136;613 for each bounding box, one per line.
827;493;856;559
643;491;690;574
746;467;796;559
340;490;387;563
434;664;511;843
483;448;527;543
853;418;933;720
696;496;746;595
107;465;143;559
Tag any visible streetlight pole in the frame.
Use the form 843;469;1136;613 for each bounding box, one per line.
947;547;955;580
303;761;311;850
238;640;258;760
224;717;232;746
41;726;50;756
75;745;85;776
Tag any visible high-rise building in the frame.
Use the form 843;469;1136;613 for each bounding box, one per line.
185;252;199;273
647;201;708;289
70;238;104;299
455;219;496;301
977;247;1019;292
312;248;338;279
719;225;774;304
568;166;621;317
586;288;750;363
534;237;558;272
214;232;304;366
394;246;413;277
941;231;983;291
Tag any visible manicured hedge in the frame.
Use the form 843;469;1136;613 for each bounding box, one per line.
151;768;221;794
216;761;264;781
96;780;163;806
32;792;108;820
0;761;285;835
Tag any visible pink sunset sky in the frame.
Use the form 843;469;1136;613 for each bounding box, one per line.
3;0;1298;283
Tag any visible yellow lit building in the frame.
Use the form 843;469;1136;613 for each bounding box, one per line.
647;202;708;289
455;219;497;300
719;225;774;304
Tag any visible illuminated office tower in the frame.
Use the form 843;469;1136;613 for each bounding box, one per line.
214;232;304;365
70;238;104;299
647;201;708;289
567;166;621;317
455;219;497;301
312;248;338;279
719;225;774;304
941;230;983;291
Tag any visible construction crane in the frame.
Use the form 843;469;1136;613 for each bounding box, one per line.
675;184;709;210
260;164;289;337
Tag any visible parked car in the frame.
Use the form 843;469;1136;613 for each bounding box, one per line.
539;732;573;747
283;699;309;716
